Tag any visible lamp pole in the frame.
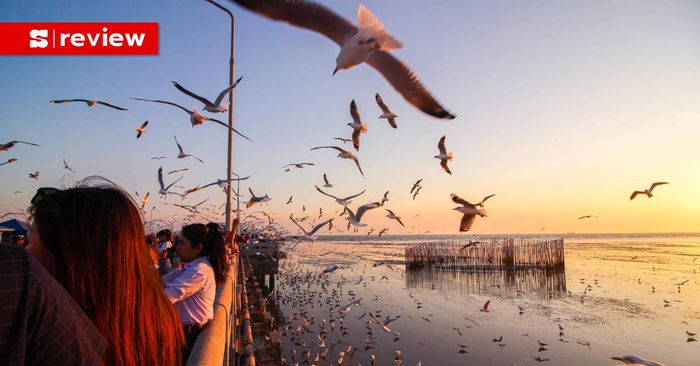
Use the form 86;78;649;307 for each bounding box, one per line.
232;172;241;222
204;0;235;232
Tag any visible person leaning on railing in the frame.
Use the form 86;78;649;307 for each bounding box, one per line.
162;222;229;360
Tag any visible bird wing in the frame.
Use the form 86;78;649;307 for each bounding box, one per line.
214;76;243;106
189;155;204;164
350;99;361;124
311;145;346;153
375;93;390;113
315;186;339;200
96;101;128;111
483;300;490;311
140;120;149;129
131;98;191;114
203;117;255;142
248;187;255;197
158;167;165;190
387;117;398;128
479;194;496;206
366;51;455;120
437;135;447;155
174;136;185;154
323;173;330;184
282;164;295;168
351;155;365;178
440;159;452;175
333;137;350;143
289;214;308;235
396;217;405;227
343;189;366;201
172;81;215;106
451;194;474;208
352;127;361;151
355;202;380;221
309;218;333;235
50;99;91;104
165;175;184;191
385;208;396;216
14;140;40;147
649;182;669;191
227;0;357;46
629;191;645;200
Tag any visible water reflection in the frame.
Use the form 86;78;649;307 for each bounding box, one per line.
406;268;567;299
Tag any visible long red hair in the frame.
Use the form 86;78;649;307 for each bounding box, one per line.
30;178;184;365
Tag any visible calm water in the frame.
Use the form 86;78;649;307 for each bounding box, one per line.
272;234;700;365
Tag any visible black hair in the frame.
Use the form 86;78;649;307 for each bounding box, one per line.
181;223;228;284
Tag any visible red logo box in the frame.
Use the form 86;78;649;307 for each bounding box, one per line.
0;22;158;55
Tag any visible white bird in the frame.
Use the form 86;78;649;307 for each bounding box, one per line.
136;120;148;139
174;136;204;163
50;98;127;111
451;194;487;232
310;146;364;177
28;171;39;180
131;97;253;141
183;176;250;196
434;135;453;175
385;209;404;227
62;159;75;173
348;99;368;151
289;215;333;241
0;158;18;167
315;186;365;206
610;355;666;366
283;162;315;169
630;182;669;200
322;173;333;188
168;168;188;175
228;0;455;119
0;140;40;152
172;76;242;113
345;202;381;230
333;137;351;144
140;192;150;211
247;188;270;208
157;167;184;196
410;178;423;194
368;313;392;332
375;92;397;128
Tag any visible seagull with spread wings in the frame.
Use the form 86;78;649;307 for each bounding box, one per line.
62;159;75;173
380;191;389;206
348;99;368;151
610;355;665;366
344;201;381;231
0;140;40;152
140;192;150;211
174;136;204;163
227;0;455;120
451;194;487;232
50;98;127;111
172;76;242;113
310;145;365;177
315;185;365;206
434;135;453;175
375;92;398;128
289;214;333;241
157;167;184;196
283;162;315;169
136;120;148;139
385;209;405;227
131;98;253;141
630;182;669;200
246;188;270;208
410;178;423;194
322;173;334;188
183;176;250;196
578;215;597;220
28;171;39;180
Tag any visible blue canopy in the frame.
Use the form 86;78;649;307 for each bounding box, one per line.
0;219;29;235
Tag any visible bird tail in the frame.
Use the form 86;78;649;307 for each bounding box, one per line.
357;5;402;50
361;123;368;132
477;208;487;217
447;152;454;161
379;112;397;119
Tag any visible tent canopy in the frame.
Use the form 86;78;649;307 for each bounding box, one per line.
0;219;29;235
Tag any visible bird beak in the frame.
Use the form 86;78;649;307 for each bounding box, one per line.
332;67;339;76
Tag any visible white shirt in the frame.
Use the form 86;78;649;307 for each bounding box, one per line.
162;256;216;326
158;241;172;255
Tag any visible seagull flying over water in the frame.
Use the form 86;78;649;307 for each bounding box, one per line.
131;97;253;141
348;99;368;151
50;99;127;111
172;76;242;113
289;215;333;241
310;146;365;178
385;209;405;227
451;194;487;232
630;182;669;200
610;355;666;366
0;140;40;152
136;120;148;139
315;186;365;206
375;92;397;128
345;201;381;230
227;0;455;120
246;188;270;208
434;135;453;175
174;136;204;163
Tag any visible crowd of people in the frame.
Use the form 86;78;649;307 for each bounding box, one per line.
0;177;238;365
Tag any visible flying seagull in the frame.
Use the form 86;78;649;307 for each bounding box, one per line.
333;137;351;144
0;158;18;167
289;215;333;241
29;171;39;180
227;1;455;119
157;167;184;196
385;209;404;227
380;191;389;206
174;136;204;163
451;194;487;232
283;162;315;169
315;186;365;206
434;135;453;175
140;192;150;211
578;215;597;220
168;168;188;175
286;196;293;204
410;179;423;194
0;140;40;152
62;159;75;173
345;202;381;230
183;176;250;196
412;185;422;200
172;76;243;113
480;300;491;312
348;99;368;151
130;98;253;141
610;356;666;366
630;182;669;200
136;120;148;139
375;92;397;128
50;99;127;111
322;173;333;188
310;146;365;178
246;188;270;208
475;194;495;207
378;228;389;237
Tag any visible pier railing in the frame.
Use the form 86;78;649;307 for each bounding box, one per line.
405;238;565;271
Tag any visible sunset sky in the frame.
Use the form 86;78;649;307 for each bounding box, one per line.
1;0;699;234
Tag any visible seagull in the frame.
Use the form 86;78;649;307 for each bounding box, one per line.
61;159;75;173
412;186;422;200
333;137;351;144
610;356;666;366
289;215;333;241
182;176;250;196
380;191;389;206
283;162;315;169
480;300;491;312
0;140;40;152
29;171;39;180
228;1;455;119
368;313;392;332
136;120;148;139
378;228;389;237
172;76;242;113
475;194;495;207
348;100;368;151
130;98;253;141
460;241;484;251
310;146;364;177
578;215;597;220
168;168;188;175
385;209;405;227
157;167;184;196
434;135;453;175
246;188;270;208
345;202;381;230
151;156;166;160
50;99;127;111
630;182;669;200
451;194;487;232
140;192;150;211
322;173;334;188
410;179;423;194
174;136;204;163
315;186;365;206
0;158;18;167
375;92;397;128
286;196;293;204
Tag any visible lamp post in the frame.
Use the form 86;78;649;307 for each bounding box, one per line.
204;0;236;232
232;172;242;222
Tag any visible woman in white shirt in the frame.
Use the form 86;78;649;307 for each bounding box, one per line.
162;223;228;359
